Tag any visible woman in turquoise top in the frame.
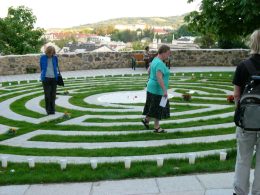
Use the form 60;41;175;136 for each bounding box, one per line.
142;45;171;133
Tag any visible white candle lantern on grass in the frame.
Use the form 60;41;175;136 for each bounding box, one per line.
60;159;67;170
156;157;164;167
188;153;196;164
124;157;131;169
1;156;8;168
220;152;227;161
28;158;35;168
90;159;98;169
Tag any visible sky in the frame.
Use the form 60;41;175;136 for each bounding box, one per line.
0;0;201;29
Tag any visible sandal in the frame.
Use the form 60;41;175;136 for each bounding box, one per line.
154;127;167;133
141;118;149;129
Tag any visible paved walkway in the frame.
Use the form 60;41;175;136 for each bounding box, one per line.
0;67;239;195
1;170;256;195
0;67;235;82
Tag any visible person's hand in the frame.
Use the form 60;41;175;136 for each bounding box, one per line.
163;90;168;97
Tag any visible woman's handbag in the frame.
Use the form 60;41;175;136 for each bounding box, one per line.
57;65;64;86
57;74;64;86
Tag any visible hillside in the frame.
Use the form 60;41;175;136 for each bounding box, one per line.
81;15;184;27
50;15;186;32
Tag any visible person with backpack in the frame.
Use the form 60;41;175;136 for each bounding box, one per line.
232;29;260;195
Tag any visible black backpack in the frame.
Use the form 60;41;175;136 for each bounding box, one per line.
234;59;260;131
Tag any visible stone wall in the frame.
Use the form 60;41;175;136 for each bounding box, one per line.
0;49;250;75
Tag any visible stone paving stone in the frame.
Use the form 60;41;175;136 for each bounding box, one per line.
0;185;29;195
205;189;234;195
0;124;12;134
158;191;204;195
156;175;204;193
197;172;234;189
91;178;159;195
24;183;92;195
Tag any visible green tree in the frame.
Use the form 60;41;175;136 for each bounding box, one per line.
93;25;115;36
185;0;260;48
132;41;148;50
194;34;217;48
0;6;45;55
53;36;77;49
111;30;138;42
174;24;198;39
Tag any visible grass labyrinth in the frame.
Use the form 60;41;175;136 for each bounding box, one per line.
0;71;239;185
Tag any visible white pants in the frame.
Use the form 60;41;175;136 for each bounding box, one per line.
234;127;260;195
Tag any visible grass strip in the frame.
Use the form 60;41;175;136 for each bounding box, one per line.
0;140;236;157
0;150;238;185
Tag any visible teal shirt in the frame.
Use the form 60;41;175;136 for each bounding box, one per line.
147;57;170;95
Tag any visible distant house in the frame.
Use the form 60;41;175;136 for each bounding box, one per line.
153;28;168;35
60;42;97;53
92;45;115;52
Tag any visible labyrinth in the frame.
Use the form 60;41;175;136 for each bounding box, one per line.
0;71;238;184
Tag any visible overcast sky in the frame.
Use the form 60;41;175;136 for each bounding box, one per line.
0;0;201;29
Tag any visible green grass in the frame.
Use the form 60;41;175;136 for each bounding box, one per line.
30;127;234;143
0;140;236;157
0;70;238;184
0;150;238;185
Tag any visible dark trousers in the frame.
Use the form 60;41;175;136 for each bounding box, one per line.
42;78;57;114
144;59;150;69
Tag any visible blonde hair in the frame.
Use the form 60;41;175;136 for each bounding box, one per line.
250;30;260;55
45;45;56;56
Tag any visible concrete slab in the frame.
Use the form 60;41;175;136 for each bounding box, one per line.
196;172;234;189
158;191;204;195
205;189;234;195
91;178;159;195
24;183;92;195
156;175;204;193
0;185;29;195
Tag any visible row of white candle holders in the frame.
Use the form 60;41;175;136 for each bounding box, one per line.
0;152;227;170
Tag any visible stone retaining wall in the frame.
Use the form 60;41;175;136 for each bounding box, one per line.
0;49;250;75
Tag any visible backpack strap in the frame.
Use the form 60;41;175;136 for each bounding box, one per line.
244;59;257;75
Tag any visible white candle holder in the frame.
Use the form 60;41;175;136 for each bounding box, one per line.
124;157;131;169
1;156;8;168
220;152;227;161
60;159;67;170
188;153;196;164
156;157;164;167
90;159;97;169
28;158;35;168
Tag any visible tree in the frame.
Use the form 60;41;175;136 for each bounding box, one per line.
93;25;115;36
194;34;217;48
0;6;45;55
111;30;138;42
174;24;198;39
185;0;260;48
132;41;148;50
53;36;77;49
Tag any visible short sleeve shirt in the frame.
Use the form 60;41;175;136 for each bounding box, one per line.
233;54;260;93
147;57;170;95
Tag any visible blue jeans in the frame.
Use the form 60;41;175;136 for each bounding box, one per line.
234;127;260;195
